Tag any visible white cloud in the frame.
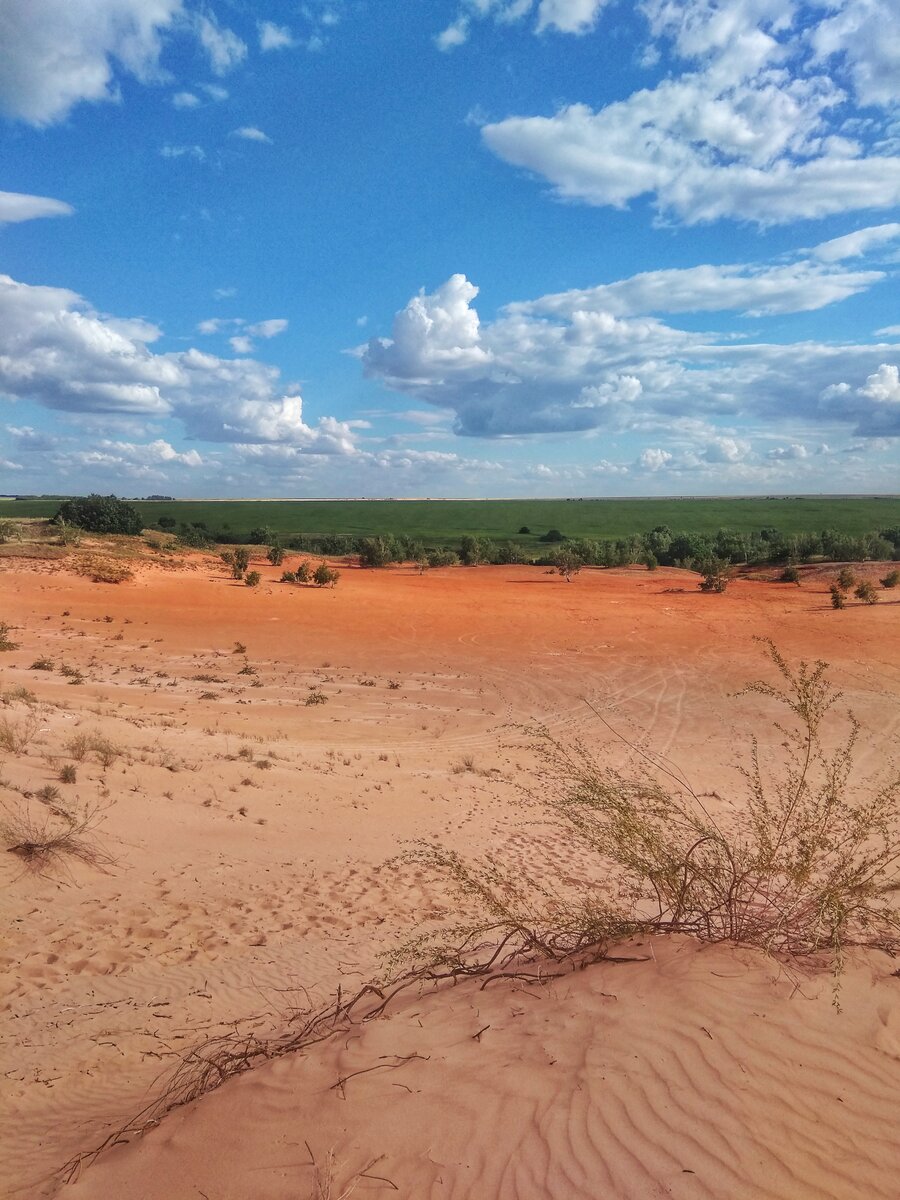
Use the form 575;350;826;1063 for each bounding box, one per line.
229;335;253;354
231;126;272;143
809;0;900;108
812;223;900;261
436;0;609;45
200;83;228;101
876;325;900;337
535;0;608;34
247;318;288;338
359;265;900;441
637;447;673;471
160;143;205;161
171;89;199;108
510;259;884;318
0;189;73;224
766;443;809;460
194;12;246;75
258;20;295;51
213;285;236;299
0;0;182;125
0;272;349;449
481;1;900;225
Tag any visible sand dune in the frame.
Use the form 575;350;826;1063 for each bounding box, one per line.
1;554;898;1197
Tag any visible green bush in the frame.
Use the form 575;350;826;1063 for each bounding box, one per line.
830;584;845;609
698;560;729;592
266;544;285;566
780;566;801;584
54;494;143;536
244;571;261;588
837;566;855;590
880;570;899;589
313;562;339;587
854;580;878;604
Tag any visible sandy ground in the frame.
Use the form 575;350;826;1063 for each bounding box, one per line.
1;552;899;1198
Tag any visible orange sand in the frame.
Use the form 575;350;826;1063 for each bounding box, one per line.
1;554;898;1198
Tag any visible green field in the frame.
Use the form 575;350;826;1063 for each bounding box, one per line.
3;495;900;544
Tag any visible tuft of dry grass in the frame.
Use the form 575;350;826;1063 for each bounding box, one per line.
0;710;39;754
0;621;18;651
1;801;115;873
65;730;121;767
71;555;133;584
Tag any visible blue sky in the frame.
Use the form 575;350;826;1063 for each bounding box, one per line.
0;0;898;498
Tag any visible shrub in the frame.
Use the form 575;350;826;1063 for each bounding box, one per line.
266;545;285;566
244;571;261;588
426;548;459;568
830;584;846;609
518;526;531;535
0;622;19;651
0;519;22;543
280;570;296;583
780;566;801;584
296;560;312;583
698;560;729;592
225;548;251;578
0;711;39;754
54;494;142;536
881;570;899;589
550;548;582;582
30;658;54;671
539;529;565;543
854;580;878;605
305;690;328;705
313;562;339;587
394;644;900;983
643;553;659;571
837;566;856;589
59;764;77;784
1;801;114;872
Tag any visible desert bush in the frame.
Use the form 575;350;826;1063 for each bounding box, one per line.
305;690;327;706
56;520;82;546
698;560;729;592
30;657;54;671
0;519;23;543
1;801;114;872
395;644;900;980
267;544;285;566
539;529;565;543
0;711;39;754
65;730;120;767
0;622;19;651
58;764;77;784
550;548;583;582
780;566;800;584
880;570;899;589
837;566;856;589
280;570;296;583
54;494;142;536
854;580;878;605
72;556;133;584
830;584;846;610
245;571;261;588
426;548;459;568
313;562;339;588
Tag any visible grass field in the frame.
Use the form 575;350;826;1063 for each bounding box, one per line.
3;496;900;544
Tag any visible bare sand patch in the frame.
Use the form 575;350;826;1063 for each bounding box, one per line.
1;556;898;1197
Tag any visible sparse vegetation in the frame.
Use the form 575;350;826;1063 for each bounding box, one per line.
392;644;900;985
0;710;39;754
313;562;339;588
305;690;328;706
244;570;261;588
0;621;19;651
830;584;846;609
881;570;899;589
780;565;800;583
854;580;878;605
266;544;285;566
72;555;133;584
837;566;856;590
59;764;77;784
698;560;729;592
30;657;54;671
1;801;114;872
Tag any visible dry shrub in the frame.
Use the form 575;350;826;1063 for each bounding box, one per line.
0;621;18;651
393;642;900;977
72;555;133;584
0;710;40;754
65;730;121;767
1;801;114;873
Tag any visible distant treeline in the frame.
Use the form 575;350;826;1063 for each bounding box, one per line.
162;517;900;569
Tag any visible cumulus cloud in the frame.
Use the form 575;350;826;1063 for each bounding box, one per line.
231;126;272;143
0;272;349;449
359;262;900;443
481;0;900;224
171;89;199;108
0;189;73;224
198;315;288;351
0;0;182;125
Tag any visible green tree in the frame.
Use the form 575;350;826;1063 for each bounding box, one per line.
550;548;583;582
266;544;285;566
313;562;339;587
54;494;142;536
698;560;729;593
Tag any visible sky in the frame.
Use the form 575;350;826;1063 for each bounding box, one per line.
0;0;898;499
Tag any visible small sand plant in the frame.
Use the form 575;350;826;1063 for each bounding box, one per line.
0;710;40;754
1;800;114;873
0;622;18;651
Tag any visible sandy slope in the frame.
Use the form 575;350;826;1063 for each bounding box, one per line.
1;553;898;1198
